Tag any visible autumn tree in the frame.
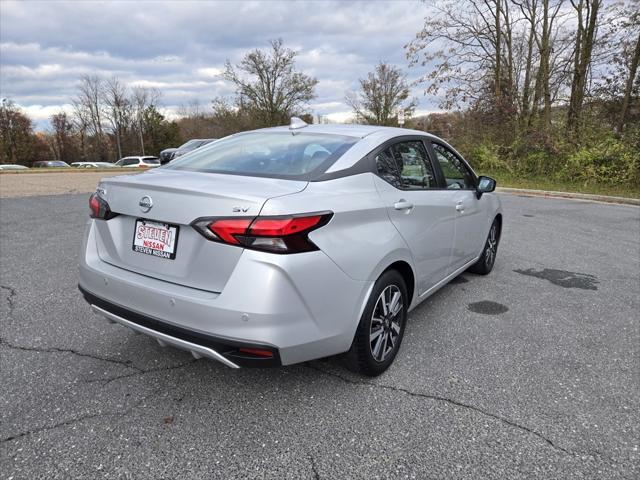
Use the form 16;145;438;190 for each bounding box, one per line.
0;100;35;165
222;39;318;126
346;62;417;125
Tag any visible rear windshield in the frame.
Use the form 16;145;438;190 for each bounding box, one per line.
165;132;358;179
179;139;204;149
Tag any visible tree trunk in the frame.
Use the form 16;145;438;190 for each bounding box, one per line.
567;0;601;139
495;0;502;98
539;0;552;132
617;32;640;135
521;5;536;126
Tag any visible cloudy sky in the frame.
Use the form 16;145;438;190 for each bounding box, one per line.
0;0;441;130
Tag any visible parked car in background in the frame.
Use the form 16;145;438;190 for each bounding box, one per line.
0;164;29;170
115;156;160;168
159;139;216;164
71;162;118;168
33;161;70;168
80;120;502;376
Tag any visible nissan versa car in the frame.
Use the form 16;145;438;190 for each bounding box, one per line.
79;119;502;376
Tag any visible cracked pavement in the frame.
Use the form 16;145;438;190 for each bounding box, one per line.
1;193;638;479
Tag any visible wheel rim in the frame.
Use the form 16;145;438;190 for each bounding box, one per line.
485;223;498;268
370;285;403;363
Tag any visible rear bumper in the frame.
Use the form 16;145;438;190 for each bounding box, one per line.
80;286;280;367
79;220;372;367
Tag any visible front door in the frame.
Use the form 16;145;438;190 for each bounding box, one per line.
430;142;487;271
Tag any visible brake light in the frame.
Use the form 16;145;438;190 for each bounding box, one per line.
89;192;117;220
209;218;252;244
192;212;332;254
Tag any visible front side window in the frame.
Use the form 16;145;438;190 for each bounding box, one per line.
166;132;358;179
432;143;475;190
376;140;437;190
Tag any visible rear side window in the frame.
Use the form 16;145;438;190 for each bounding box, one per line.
166;132;358;180
376;140;437;190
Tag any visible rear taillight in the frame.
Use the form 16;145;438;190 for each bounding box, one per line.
89;192;117;220
192;212;332;254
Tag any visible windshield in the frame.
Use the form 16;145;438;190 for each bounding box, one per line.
166;132;358;179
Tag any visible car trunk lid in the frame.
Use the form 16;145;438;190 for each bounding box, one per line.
93;169;307;292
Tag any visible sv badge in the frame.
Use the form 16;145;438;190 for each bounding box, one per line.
232;206;249;213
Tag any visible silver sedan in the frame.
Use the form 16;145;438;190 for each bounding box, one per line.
79;120;502;376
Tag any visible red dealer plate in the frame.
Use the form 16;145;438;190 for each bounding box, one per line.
132;219;179;260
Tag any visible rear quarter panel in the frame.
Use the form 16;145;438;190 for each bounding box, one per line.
260;173;416;287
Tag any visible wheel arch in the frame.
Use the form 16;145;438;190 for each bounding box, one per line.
382;261;416;307
495;213;503;239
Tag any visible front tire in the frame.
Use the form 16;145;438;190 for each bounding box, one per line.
468;218;500;275
345;270;408;376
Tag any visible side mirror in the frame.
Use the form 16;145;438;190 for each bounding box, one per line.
476;176;496;198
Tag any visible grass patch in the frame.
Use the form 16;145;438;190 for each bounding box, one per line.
484;171;640;199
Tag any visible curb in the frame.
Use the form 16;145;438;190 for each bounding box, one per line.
497;187;640;206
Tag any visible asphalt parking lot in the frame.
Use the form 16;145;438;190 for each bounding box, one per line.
1;192;638;479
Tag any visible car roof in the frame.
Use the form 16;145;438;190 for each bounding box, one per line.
259;123;437;140
251;124;442;174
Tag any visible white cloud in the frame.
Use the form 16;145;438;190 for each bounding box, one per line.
0;1;441;130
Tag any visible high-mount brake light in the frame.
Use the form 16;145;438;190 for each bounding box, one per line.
192;212;332;254
89;192;118;220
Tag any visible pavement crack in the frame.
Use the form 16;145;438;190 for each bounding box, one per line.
308;452;321;480
0;336;141;371
1;284;17;316
307;364;572;456
1;388;159;443
85;359;199;386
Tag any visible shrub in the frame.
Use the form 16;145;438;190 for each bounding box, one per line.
468;142;510;172
561;136;639;185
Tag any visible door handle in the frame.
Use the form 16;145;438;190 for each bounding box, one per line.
394;200;414;211
455;202;464;212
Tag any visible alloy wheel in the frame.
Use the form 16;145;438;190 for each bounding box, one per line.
485;223;498;268
369;285;403;362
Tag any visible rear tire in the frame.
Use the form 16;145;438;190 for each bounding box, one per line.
468;218;500;275
345;270;408;376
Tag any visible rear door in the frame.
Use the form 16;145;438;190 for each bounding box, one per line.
429;142;487;271
372;138;456;295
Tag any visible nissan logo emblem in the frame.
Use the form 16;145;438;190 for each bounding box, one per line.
139;196;153;213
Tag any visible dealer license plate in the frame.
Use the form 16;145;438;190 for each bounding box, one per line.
132;219;179;259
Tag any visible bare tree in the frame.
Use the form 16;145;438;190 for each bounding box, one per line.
71;99;91;160
49;111;75;161
74;75;106;159
222;39;318;126
406;0;519;110
102;77;131;160
346;62;417;125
